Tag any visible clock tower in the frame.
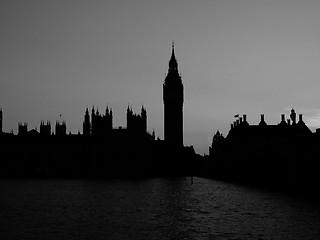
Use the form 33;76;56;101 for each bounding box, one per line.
163;43;184;146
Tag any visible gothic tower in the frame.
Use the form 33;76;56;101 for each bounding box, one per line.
83;108;90;135
163;43;184;146
127;105;147;134
141;105;147;133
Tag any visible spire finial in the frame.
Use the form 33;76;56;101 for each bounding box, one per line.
171;41;175;56
169;41;178;70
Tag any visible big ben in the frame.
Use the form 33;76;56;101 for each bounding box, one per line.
163;43;184;146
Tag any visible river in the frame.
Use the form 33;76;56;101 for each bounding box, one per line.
1;177;320;239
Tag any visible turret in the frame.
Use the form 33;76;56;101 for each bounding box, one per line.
141;105;147;132
18;122;28;135
40;121;51;135
85;108;90;122
55;121;66;136
104;106;113;132
109;108;113;129
91;107;95;117
127;106;146;133
91;107;96;135
83;108;90;135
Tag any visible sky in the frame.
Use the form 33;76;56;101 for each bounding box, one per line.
1;0;320;154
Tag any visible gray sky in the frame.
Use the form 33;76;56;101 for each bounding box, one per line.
1;0;320;154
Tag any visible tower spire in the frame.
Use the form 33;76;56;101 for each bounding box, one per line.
169;41;178;71
172;40;175;55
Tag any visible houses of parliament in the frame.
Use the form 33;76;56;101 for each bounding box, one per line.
0;45;197;178
2;43;320;189
1;44;182;142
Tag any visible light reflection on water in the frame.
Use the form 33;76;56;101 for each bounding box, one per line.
1;177;320;240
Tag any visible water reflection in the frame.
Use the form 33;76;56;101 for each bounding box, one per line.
1;178;320;240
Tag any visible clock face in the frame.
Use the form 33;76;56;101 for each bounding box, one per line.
164;83;183;103
168;89;177;98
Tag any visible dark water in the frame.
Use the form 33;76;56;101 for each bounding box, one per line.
1;178;320;240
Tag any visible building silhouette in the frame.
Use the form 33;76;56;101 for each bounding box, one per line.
204;109;320;189
55;121;66;135
18;123;28;135
83;108;91;135
87;107;113;136
163;43;184;146
225;109;312;145
82;105;148;136
0;44;199;179
127;105;147;134
40;121;51;135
